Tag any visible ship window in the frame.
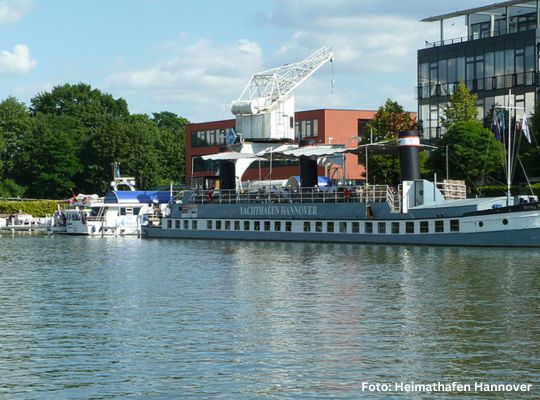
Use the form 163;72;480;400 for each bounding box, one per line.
175;220;181;229
450;219;460;232
365;222;373;233
392;222;400;234
274;221;281;231
315;221;323;232
216;220;222;230
254;221;260;231
420;221;429;233
435;220;444;232
125;208;133;215
192;220;197;230
207;220;212;229
304;221;311;232
352;222;359;233
244;221;250;230
234;220;240;230
339;222;347;233
406;222;414;234
327;222;334;233
225;220;231;230
478;221;484;228
133;207;141;216
502;218;508;225
167;219;172;229
378;222;386;234
264;221;271;231
184;220;189;229
285;221;292;232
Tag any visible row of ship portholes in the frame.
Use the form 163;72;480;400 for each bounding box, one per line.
164;219;466;234
478;219;509;228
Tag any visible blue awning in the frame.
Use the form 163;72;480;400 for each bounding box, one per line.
104;191;172;204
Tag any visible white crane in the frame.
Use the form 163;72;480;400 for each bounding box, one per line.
231;47;333;141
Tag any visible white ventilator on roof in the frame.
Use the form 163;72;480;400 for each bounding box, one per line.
231;47;333;141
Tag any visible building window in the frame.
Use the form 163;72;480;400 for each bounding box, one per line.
225;220;231;230
339;222;347;233
216;220;222;230
285;221;292;232
192;220;197;230
254;221;260;231
274;221;281;231
184;220;189;229
175;220;181;229
167;220;172;229
435;220;444;232
315;221;323;232
450;219;460;232
234;220;240;230
207;220;212;229
304;222;311;232
244;221;250;231
264;221;271;231
392;222;400;234
420;221;429;233
352;222;359;233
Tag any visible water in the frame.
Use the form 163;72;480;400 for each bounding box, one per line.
0;234;539;399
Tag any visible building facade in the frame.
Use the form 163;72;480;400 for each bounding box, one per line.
186;109;382;184
418;0;540;139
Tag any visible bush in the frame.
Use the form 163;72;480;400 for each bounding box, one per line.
0;200;61;217
477;183;540;197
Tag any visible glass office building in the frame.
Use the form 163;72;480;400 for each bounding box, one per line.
418;0;540;139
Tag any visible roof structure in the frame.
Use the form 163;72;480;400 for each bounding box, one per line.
421;0;537;22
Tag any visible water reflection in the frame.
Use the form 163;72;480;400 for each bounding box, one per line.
0;236;539;398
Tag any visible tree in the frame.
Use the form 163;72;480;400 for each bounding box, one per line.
152;111;189;183
0;97;33;196
365;99;417;184
430;120;504;188
367;99;416;142
441;82;478;129
521;102;540;178
14;114;82;199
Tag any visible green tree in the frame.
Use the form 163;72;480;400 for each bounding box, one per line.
521;102;540;178
430;120;504;188
0;97;33;196
14;114;82;199
441;82;478;129
152;111;189;183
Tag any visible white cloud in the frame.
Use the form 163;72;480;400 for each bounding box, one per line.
0;44;36;75
106;37;264;121
0;0;32;25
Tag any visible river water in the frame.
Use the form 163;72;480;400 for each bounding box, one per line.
0;234;539;399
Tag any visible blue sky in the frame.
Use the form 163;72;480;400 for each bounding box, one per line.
1;0;489;122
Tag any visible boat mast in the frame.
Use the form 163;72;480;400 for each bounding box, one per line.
497;90;524;206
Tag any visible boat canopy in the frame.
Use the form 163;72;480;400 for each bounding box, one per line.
104;191;171;204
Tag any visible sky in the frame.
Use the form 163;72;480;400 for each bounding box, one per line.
0;0;491;122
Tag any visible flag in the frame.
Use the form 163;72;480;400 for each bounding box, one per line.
499;110;505;136
491;112;502;141
522;114;532;144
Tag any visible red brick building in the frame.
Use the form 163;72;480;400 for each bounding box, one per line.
186;109;415;184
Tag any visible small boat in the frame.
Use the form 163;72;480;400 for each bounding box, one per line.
0;213;43;232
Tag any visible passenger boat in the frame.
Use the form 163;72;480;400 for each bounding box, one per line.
48;174;171;236
142;131;540;247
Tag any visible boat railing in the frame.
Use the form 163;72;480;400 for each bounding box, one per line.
187;185;397;206
437;180;467;200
